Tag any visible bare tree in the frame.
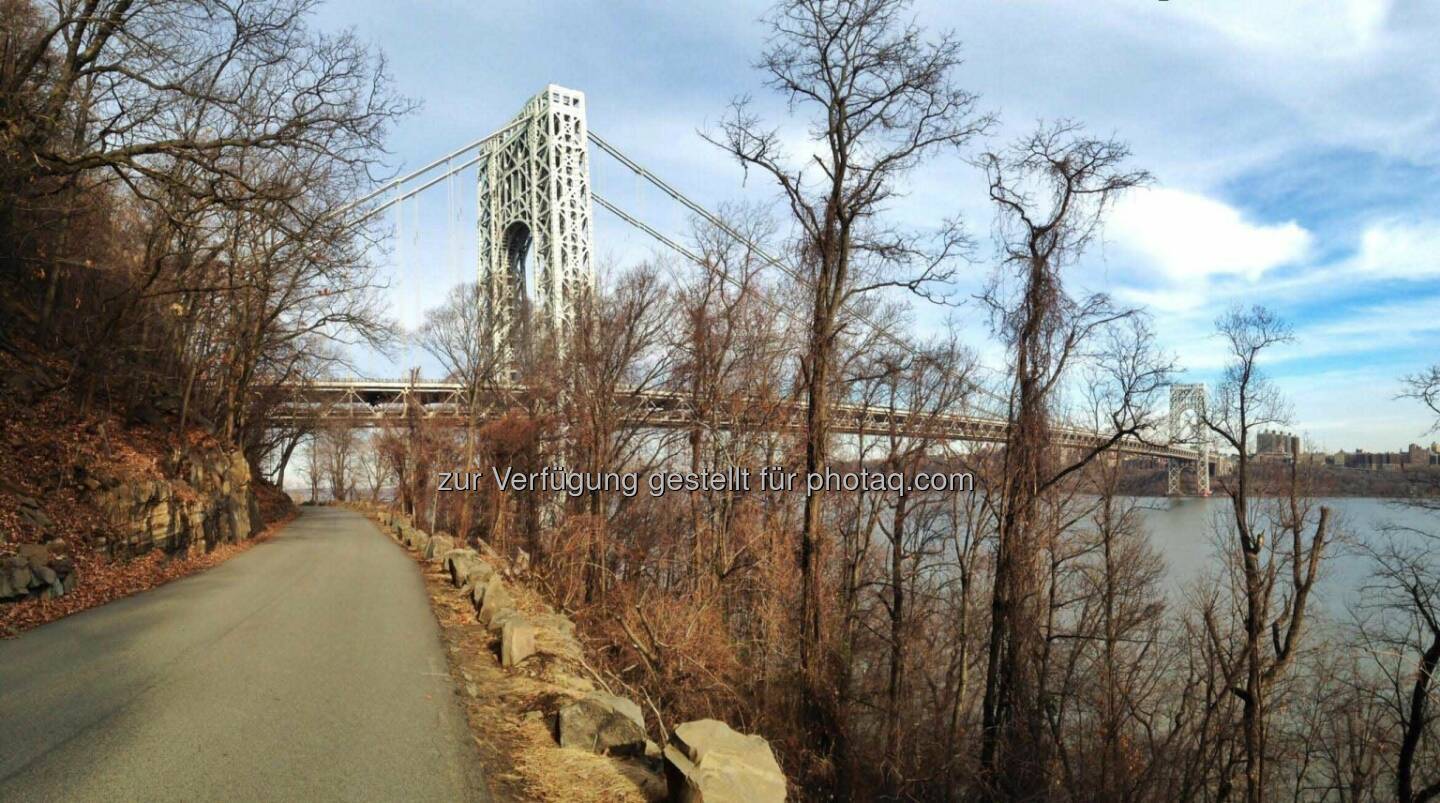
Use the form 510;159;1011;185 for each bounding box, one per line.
865;337;974;797
1;0;409;282
304;433;321;504
315;420;359;502
1040;451;1174;802
1351;361;1440;800
374;372;442;521
1400;365;1440;508
975;120;1152;798
1353;521;1440;801
557;264;670;603
707;0;991;774
419;281;503;538
670;206;786;591
355;431;391;502
1203;305;1331;803
1402;365;1440;426
1;0;409;474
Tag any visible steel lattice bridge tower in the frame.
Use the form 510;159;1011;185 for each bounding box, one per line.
478;86;594;361
1168;384;1211;495
281;86;1214;493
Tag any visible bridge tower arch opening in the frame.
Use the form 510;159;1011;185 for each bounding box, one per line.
477;85;595;363
1168;383;1211;496
502;220;533;345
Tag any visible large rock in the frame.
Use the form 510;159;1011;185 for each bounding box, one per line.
528;613;584;663
462;555;495;585
471;573;504;604
423;534;455;561
463;559;495;587
556;691;648;756
18;543;49;570
536;630;584;664
468;570;504;611
663;719;786;803
8;564;34;594
478;579;515;627
34;565;58;588
501;615;538;667
531;612;577;637
487;607;522;631
444;549;481;587
399;525;430;552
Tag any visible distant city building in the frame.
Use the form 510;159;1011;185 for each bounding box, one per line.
1254;429;1300;463
1332;444;1440;470
1273;436;1440;472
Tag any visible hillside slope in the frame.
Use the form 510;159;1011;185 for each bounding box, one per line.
0;344;294;635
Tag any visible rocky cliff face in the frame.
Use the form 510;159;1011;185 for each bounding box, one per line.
2;444;263;606
92;446;261;559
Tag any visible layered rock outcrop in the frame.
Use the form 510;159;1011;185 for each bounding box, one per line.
3;445;261;604
92;446;260;558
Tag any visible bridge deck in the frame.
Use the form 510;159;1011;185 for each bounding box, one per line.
273;380;1206;463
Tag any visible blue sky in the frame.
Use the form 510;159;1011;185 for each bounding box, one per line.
315;0;1440;452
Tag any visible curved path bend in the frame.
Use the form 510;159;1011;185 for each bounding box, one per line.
0;507;489;802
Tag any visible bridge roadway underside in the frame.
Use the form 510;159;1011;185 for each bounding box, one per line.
274;380;1206;464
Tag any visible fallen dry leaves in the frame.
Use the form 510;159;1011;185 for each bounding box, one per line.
0;509;297;638
0;345;302;638
0;352;228;550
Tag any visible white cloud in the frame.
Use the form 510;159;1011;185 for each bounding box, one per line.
1350;220;1440;280
1107;187;1313;283
1157;0;1393;57
1183;218;1440;303
1277;294;1440;363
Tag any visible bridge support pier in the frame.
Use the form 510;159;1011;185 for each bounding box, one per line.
1197;444;1211;496
1167;458;1184;497
1167;384;1210;497
1166;446;1211;497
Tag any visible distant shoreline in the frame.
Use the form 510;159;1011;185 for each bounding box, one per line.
1121;463;1440;499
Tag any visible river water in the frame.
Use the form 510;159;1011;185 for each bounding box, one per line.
1136;496;1438;613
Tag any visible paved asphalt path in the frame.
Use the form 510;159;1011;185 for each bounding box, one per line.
0;507;490;802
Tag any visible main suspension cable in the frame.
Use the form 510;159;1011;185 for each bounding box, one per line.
588;129;1011;413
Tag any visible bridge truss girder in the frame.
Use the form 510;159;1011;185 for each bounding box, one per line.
274;380;1207;463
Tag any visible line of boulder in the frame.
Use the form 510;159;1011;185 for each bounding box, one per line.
375;509;787;802
1;541;76;602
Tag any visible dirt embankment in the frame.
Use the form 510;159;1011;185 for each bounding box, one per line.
0;348;296;637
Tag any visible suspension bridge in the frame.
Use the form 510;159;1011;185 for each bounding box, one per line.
279;85;1215;495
